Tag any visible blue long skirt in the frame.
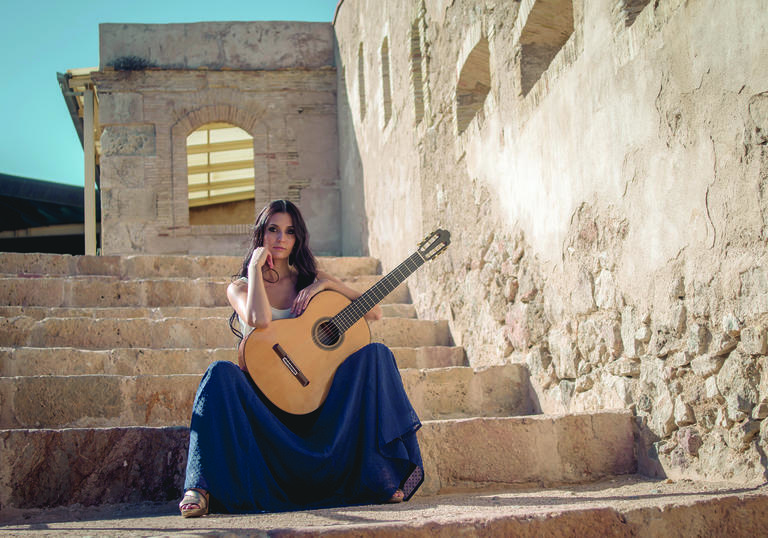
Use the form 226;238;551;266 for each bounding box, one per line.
183;342;424;513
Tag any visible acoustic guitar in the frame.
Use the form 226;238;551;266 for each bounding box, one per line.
238;229;451;415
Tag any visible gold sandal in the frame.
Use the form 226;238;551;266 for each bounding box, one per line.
179;488;209;518
386;489;404;503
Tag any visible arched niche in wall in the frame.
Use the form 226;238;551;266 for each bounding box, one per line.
410;19;425;124
186;122;255;225
455;36;491;135
358;43;367;120
519;0;574;96
615;0;652;28
380;36;393;126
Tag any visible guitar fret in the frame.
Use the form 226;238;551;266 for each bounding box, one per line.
332;252;424;332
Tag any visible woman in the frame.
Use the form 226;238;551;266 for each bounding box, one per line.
179;199;424;516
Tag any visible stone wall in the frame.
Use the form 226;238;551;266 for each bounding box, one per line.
95;22;341;255
334;0;768;483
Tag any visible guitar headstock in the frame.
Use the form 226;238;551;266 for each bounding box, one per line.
418;229;451;261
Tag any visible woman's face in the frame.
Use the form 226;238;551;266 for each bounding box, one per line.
263;212;296;261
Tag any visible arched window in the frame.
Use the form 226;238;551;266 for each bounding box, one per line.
186;122;255;225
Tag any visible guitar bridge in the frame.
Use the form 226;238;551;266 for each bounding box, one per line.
272;344;310;387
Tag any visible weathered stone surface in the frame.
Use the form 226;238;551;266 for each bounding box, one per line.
101;125;156;156
741;325;768;355
752;400;768;420
605;357;640;378
0;275;407;308
669;351;692;368
594;270;622;310
690;354;725;378
649;390;676;438
0;427;188;510
401;364;533;420
673;397;695;426
0;347;233;377
0;365;529;428
716;349;760;416
98;92;143;124
687;323;710;355
711;332;738;357
0;345;465;377
4;477;768;536
677;427;703;456
728;419;762;451
548;324;580;379
418;411;636;495
100;22;334;71
620;306;643;358
704;376;724;402
571;268;596;315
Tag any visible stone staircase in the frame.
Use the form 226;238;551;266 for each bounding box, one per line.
1;252;766;535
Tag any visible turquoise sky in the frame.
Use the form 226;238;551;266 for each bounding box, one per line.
0;0;339;187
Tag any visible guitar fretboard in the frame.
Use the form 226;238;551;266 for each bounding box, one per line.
332;251;425;333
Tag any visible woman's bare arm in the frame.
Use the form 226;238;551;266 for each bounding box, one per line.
227;248;273;329
291;270;383;321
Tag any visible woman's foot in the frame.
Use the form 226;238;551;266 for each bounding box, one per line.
179;488;209;518
387;489;404;503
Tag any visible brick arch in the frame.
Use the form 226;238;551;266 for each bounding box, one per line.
170;104;267;227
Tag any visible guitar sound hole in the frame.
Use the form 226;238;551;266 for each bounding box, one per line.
317;321;341;347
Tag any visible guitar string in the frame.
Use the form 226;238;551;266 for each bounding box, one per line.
315;252;424;342
332;255;419;332
316;254;422;343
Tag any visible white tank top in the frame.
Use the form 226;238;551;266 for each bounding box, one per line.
236;277;294;336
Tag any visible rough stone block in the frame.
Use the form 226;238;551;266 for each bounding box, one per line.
401;364;532;420
717;350;759;414
418;411;636;495
741;326;768;355
691;355;724;378
0;427;188;510
101;125;156;156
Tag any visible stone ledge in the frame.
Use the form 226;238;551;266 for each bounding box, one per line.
4;475;767;535
0;412;635;512
0;345;463;377
0;316;451;349
0;253;380;279
0;364;520;428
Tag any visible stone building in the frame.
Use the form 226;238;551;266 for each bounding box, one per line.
88;0;768;484
93;22;342;255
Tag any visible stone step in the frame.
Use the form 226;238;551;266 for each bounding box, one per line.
0;303;417;320
0;345;464;377
4;478;766;535
0;364;529;428
0;410;635;514
0;316;451;349
0;252;380;279
0;275;409;308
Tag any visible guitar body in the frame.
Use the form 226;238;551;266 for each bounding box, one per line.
239;290;371;415
238;228;450;415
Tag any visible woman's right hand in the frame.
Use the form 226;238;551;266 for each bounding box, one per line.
249;247;273;272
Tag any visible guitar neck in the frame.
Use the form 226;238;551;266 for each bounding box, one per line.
332;251;424;333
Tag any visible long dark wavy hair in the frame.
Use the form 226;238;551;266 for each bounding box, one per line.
228;199;318;340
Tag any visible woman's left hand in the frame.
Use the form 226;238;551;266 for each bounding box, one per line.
291;280;327;316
